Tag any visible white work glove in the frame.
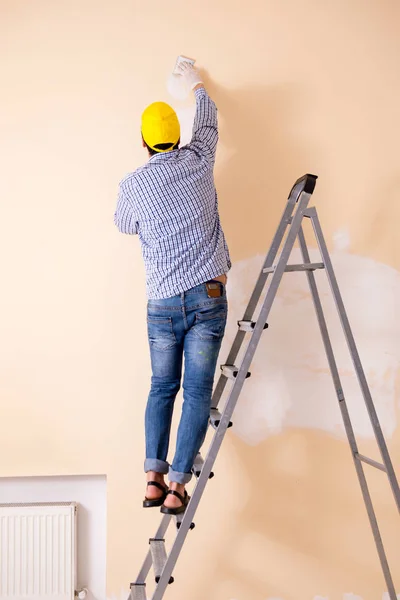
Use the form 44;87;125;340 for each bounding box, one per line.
176;61;203;90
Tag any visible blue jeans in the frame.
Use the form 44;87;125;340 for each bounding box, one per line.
145;282;228;484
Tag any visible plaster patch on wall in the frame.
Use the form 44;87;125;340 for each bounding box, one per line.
176;105;196;145
167;72;190;101
221;246;400;443
332;228;351;251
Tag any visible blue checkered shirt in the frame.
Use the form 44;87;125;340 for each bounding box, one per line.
114;88;231;299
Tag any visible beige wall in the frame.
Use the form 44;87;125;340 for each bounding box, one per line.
1;1;399;598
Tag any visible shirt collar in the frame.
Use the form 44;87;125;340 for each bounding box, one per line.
148;149;178;163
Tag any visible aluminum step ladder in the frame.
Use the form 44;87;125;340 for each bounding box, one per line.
129;173;400;600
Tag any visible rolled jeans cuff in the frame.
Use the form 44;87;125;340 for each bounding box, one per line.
144;458;169;475
169;467;192;485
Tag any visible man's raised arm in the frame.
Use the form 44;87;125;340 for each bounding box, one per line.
178;62;219;165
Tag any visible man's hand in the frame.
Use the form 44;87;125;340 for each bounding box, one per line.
176;61;204;90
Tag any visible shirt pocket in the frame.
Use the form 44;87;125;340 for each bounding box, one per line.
194;303;227;341
147;315;176;351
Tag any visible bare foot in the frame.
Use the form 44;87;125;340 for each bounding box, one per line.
163;482;186;509
145;471;166;500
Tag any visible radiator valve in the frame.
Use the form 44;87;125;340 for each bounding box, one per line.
75;589;88;599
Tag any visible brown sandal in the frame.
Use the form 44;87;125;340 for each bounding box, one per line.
143;481;168;508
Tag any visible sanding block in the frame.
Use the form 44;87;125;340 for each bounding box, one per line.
173;55;196;75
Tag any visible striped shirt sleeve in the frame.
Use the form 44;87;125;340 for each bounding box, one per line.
188;87;219;164
114;180;138;235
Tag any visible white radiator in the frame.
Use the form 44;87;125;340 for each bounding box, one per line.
0;502;77;600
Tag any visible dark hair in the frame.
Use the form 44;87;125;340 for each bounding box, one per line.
145;140;180;156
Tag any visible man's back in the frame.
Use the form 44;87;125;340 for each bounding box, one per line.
115;88;231;299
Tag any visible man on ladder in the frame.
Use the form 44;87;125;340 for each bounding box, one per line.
114;60;231;515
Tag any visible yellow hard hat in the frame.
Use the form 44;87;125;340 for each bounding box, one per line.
141;102;180;153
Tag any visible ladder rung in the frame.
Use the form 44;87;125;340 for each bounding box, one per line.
130;583;147;600
192;452;214;479
238;320;269;332
210;407;232;430
285;262;325;272
263;262;325;274
303;207;316;218
149;539;174;584
356;453;387;473
175;512;195;530
221;365;251;379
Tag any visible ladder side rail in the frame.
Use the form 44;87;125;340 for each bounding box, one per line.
298;226;398;600
134;181;306;598
309;210;400;512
